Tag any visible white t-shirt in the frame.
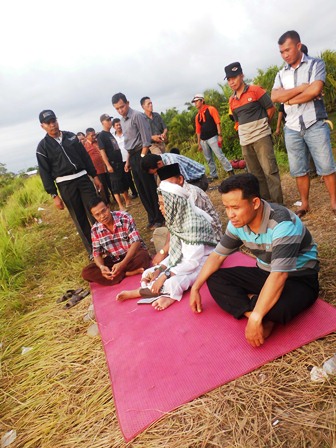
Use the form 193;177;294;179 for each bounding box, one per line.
114;132;128;162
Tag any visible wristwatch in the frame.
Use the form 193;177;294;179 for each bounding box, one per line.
159;249;166;255
164;269;171;278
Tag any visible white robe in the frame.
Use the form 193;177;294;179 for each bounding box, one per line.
141;242;213;301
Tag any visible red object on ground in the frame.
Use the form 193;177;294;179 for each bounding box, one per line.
230;159;246;170
92;252;336;441
217;139;222;148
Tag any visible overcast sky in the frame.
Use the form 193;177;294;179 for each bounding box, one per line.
1;0;335;173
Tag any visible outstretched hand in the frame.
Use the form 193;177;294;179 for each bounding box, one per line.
190;289;202;313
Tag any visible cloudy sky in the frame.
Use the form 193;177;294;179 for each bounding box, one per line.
1;0;335;173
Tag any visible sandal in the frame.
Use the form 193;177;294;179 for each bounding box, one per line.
57;288;84;303
295;209;308;219
64;290;90;309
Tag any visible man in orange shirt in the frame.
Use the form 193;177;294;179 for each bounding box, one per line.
193;93;234;180
84;128;112;204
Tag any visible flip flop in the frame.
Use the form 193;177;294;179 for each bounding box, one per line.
295;209;308;219
57;288;84;303
63;290;90;309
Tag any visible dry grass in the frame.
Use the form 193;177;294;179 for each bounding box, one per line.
1;173;336;448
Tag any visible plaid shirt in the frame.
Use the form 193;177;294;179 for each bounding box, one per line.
91;211;146;261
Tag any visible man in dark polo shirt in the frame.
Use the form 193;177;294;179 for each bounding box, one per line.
97;113;130;211
226;62;283;204
112;92;164;229
193;93;234;180
36;110;102;256
140;96;168;154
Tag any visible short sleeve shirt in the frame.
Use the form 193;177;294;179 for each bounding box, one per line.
214;201;319;275
97;131;122;163
91;211;146;260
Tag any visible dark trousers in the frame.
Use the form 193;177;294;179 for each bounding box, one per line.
123;161;137;196
187;174;209;192
129;150;164;225
98;172;113;204
57;175;98;255
207;266;319;324
81;248;151;286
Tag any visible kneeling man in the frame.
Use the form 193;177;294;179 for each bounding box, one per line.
82;197;151;286
190;173;319;347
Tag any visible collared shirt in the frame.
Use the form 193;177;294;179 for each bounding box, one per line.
144;111;167;138
273;54;327;132
91;211;146;260
161;153;205;181
215;200;319;274
229;84;273;146
121;107;152;151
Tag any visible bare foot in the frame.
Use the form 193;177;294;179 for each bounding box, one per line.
262;321;275;340
152;296;176;311
116;289;140;301
125;268;144;277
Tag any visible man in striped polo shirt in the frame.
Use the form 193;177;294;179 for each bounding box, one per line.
271;30;336;217
226;62;283;204
190;173;319;347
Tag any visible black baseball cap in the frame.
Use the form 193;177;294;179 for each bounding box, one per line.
224;62;243;79
39;110;57;123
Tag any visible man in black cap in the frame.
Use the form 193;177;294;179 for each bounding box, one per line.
152;163;222;265
36;110;102;256
225;62;283;204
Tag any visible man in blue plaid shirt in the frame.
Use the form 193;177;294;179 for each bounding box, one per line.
140;153;209;191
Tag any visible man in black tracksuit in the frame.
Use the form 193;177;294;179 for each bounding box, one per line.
36;110;102;256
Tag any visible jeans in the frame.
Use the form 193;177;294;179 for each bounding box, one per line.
284;120;336;177
201;136;233;177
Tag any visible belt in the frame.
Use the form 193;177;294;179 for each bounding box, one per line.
55;170;87;183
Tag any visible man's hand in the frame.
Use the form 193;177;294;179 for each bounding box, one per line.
124;161;130;172
53;196;65;210
100;266;114;280
107;165;114;173
111;261;125;278
93;176;103;192
152;135;162;143
198;144;203;152
190;288;202;313
143;268;161;284
151;274;166;294
245;312;264;347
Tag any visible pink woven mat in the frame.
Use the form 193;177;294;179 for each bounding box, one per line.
91;252;336;441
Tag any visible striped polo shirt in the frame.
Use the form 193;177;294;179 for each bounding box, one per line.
215;200;319;275
273;54;327;132
229;84;273;146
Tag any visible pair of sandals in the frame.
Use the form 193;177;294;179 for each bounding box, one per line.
57;288;90;309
